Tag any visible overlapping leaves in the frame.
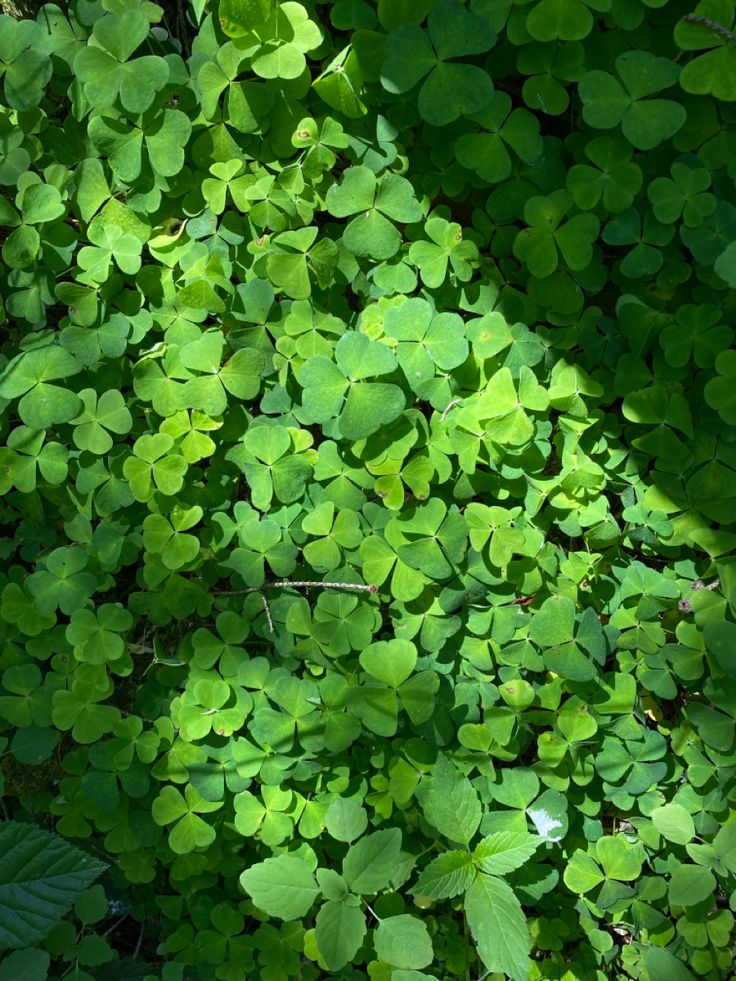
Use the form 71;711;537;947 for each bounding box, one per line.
1;1;736;980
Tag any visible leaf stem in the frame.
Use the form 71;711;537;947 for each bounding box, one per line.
256;589;274;633
441;398;461;421
363;901;380;923
683;13;736;42
213;580;377;596
212;581;376;634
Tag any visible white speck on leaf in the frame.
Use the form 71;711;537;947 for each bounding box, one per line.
528;808;564;841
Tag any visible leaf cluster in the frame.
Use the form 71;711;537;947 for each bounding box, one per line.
1;0;736;979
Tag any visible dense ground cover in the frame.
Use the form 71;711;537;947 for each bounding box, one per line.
1;0;736;978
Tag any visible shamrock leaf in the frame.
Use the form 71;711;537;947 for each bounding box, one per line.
230;2;322;79
233;787;295;844
384;298;469;393
73;10;169;114
455;92;543;184
142;506;203;571
266;226;338;299
65;603;134;664
389;497;468;581
513;190;600;278
88;109;192;185
381;0;496;126
151;785;223;855
360;532;429;602
201;160;250;213
651;802;696;845
0;344;81;429
51;687;119;745
330;0;377;30
178;279;227;315
526;0;605;42
77;220;143;283
659;303;731;368
133;348;189;418
0;15;52;109
518;38;585;115
225;517;298;587
595;729;668;804
226;424;313;511
122;434;188;502
26;547;97;615
180;330;265;414
159;410;221;464
675;0;736;101
70;389;133;455
453;365;549;449
2;223;40;271
309;591;378;656
4;573;54;630
567;137;643;212
300;332;405;440
681;199;736;265
302;501;363;572
325;165;422;260
219;0;273;37
313;45;367;118
704;350;736;424
714;240;736;287
579;51;686;150
313;439;374;509
669;865;716;908
173;680;251;743
292;116;350;180
20;183;65;225
0;427;67;493
466;311;513;359
408;217;479;288
648;161;716;227
0;118;31;188
602;207;674;278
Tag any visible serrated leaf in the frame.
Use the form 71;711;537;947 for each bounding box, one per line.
315;897;366;970
473;832;541;875
411;851;475;899
240;855;319;919
325;798;368;842
342;829;402;894
374;914;433;969
0;821;107;949
465;873;530;981
418;757;481;846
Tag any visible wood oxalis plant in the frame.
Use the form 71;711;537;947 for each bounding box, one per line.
1;0;736;978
